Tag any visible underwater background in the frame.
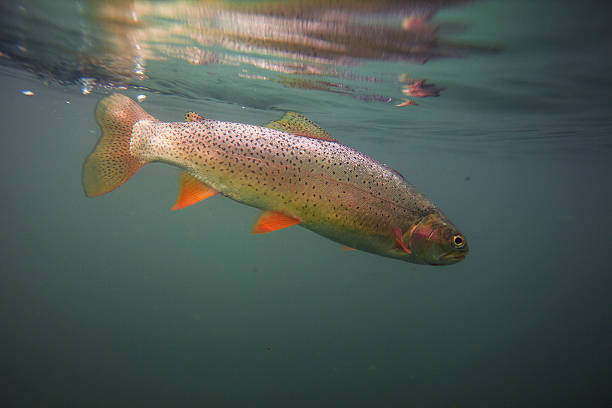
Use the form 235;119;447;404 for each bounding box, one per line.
1;0;611;407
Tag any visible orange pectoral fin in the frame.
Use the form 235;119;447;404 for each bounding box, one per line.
171;172;218;210
391;225;411;254
252;211;301;233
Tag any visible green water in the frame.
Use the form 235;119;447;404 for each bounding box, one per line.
1;0;611;407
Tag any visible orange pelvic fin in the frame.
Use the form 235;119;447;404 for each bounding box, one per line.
340;245;356;251
265;112;338;142
391;225;411;254
252;211;301;234
185;112;207;122
171;172;218;210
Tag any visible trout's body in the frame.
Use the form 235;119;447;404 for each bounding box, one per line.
84;95;468;264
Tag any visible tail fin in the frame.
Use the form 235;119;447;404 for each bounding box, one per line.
82;94;157;197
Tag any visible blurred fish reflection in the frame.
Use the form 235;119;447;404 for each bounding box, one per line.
0;0;498;101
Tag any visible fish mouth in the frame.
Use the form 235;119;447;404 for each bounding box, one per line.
439;251;467;264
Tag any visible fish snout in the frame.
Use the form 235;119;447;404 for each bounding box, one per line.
408;213;469;265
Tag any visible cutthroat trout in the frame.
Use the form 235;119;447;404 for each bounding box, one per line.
83;94;468;265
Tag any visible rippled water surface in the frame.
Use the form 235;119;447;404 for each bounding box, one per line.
1;1;611;407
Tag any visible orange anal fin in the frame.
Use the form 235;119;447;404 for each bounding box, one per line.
185;112;207;122
391;225;411;254
171;172;218;210
340;245;356;251
252;211;301;234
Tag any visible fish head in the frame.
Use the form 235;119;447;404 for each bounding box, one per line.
405;213;469;265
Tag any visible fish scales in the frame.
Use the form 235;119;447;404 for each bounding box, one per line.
133;120;434;248
83;94;468;264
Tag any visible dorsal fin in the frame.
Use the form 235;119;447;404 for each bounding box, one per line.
390;168;405;180
185;112;207;122
265;112;338;142
171;172;218;210
252;210;301;233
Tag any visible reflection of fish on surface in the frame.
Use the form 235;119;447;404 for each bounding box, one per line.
276;76;351;93
89;0;498;79
0;0;500;100
402;79;445;97
83;94;468;265
396;99;419;107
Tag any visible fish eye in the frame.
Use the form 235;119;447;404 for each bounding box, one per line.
452;235;465;249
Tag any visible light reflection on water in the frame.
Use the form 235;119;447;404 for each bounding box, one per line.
0;0;497;104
